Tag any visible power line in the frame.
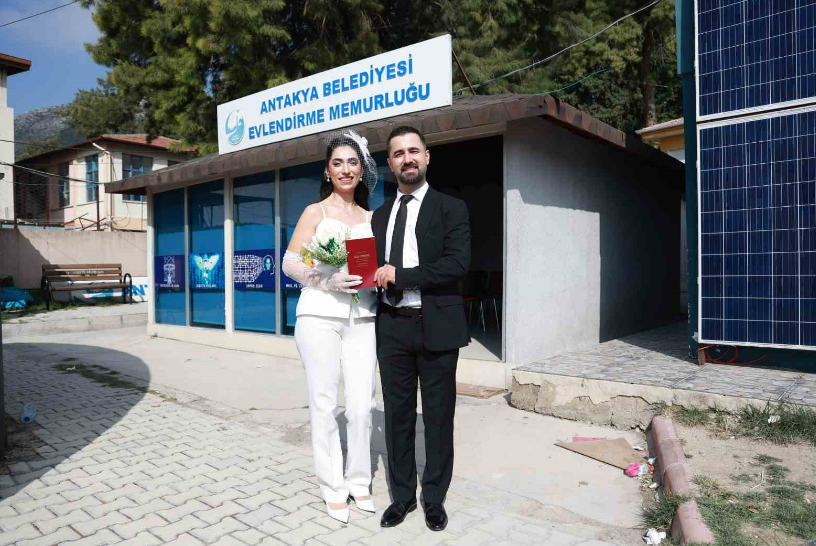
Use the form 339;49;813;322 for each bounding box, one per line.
537;65;620;96
0;138;113;154
0;0;81;29
0;161;102;186
454;0;665;94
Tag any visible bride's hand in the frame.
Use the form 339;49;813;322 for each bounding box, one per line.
328;272;363;293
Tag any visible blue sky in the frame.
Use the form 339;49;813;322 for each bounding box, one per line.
0;0;106;115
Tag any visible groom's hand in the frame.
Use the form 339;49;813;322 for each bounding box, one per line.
375;265;396;288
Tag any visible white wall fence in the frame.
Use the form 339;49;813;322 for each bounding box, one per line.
0;227;147;289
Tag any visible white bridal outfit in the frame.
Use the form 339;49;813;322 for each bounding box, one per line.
281;131;379;524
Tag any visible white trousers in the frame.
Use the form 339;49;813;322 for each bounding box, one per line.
294;314;377;503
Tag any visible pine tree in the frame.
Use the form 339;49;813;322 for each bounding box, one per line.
62;77;146;138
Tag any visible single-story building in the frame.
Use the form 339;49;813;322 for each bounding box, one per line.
106;94;684;388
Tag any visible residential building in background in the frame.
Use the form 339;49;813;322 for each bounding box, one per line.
0;53;32;225
636;117;685;163
14;135;193;231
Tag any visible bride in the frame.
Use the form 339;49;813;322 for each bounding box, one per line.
281;130;379;523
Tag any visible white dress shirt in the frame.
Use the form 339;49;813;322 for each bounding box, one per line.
382;182;430;308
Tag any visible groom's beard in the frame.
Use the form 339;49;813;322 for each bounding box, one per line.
395;163;427;186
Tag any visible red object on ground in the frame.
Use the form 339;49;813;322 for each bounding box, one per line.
571;436;607;442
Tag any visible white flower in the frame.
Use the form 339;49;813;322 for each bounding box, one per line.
317;231;333;247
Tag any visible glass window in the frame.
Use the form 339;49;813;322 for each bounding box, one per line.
85;155;99;202
123;154;152;201
154;189;186;325
189;180;225;328
233;172;276;334
280;163;321;335
57;163;70;208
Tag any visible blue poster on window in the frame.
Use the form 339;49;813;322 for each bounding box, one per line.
281;248;303;290
155;255;185;291
189;252;225;289
233;249;275;290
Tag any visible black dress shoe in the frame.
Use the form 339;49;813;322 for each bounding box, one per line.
380;500;417;528
423;502;448;531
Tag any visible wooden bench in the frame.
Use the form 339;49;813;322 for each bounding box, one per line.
41;264;133;310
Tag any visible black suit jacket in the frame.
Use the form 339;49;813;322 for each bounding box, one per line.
372;185;471;352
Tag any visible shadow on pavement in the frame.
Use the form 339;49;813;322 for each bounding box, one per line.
1;342;150;506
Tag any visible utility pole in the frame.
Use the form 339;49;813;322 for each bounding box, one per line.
92;142;110;231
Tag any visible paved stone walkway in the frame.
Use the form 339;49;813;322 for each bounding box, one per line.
3;303;148;339
3;303;146;326
517;323;816;407
2;349;624;545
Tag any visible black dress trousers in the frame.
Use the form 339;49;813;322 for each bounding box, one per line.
377;307;458;504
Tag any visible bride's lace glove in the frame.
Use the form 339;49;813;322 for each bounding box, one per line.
282;250;362;294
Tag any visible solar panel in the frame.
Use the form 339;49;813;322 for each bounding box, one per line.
697;0;816;120
698;107;816;349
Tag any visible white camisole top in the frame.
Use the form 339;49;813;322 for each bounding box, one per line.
294;205;378;320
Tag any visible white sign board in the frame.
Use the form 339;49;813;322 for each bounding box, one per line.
217;35;452;155
51;277;149;302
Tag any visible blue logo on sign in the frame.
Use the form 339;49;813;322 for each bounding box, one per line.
225;110;245;145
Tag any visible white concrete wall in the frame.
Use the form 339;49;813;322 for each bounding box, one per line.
0;228;147;288
0;67;14;222
504;117;681;366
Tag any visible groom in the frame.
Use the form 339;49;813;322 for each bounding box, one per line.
372;126;471;531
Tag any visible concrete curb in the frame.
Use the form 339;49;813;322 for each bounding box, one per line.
2;312;147;339
651;415;715;544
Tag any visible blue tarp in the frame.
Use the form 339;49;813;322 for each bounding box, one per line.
0;287;34;310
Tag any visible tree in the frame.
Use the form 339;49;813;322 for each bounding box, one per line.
73;0;681;151
512;0;681;132
62;77;146;139
16;135;64;163
78;0;384;154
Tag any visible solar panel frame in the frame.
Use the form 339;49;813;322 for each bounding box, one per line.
697;105;816;351
695;0;816;122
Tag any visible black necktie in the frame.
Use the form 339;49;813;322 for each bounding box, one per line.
387;194;414;305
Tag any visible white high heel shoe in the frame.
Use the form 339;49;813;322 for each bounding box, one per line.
351;495;376;513
325;501;350;524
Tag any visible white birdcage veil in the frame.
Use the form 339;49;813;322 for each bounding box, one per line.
325;130;379;193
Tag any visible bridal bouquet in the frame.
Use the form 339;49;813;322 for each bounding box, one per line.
302;225;351;269
302;225;360;302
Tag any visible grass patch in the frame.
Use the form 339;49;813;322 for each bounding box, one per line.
736;404;816;445
640;494;689;530
671;406;712;427
53;364;147;393
754;454;783;465
731;473;754;484
766;464;791;483
679;459;816;545
669;403;816;447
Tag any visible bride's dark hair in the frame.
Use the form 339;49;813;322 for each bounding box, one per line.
319;136;370;211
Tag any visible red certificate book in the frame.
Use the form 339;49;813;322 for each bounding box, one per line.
346;237;378;289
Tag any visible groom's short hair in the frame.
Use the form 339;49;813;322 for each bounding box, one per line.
386;126;427;154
